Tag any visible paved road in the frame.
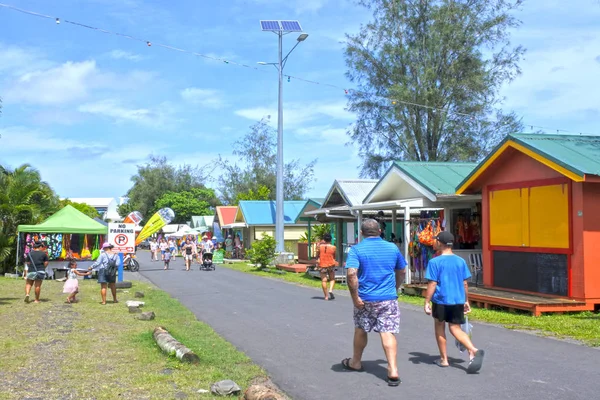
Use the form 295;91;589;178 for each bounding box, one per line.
135;251;598;400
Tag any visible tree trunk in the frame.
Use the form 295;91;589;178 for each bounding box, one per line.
152;326;200;364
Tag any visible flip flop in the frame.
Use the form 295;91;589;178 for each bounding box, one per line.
467;350;485;374
434;359;449;368
387;376;401;386
341;358;363;372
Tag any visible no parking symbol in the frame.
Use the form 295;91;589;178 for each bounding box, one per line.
108;223;136;253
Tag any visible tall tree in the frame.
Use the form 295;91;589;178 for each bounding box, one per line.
217;119;317;204
154;188;219;224
121;156;211;219
345;0;525;177
233;185;271;205
0;164;59;272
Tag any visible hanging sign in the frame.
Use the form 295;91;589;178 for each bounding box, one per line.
108;223;136;253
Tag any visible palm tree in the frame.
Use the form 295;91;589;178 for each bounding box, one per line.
0;164;59;272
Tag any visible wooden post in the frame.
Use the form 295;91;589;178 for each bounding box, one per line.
357;210;363;242
307;220;312;259
404;206;411;285
153;327;200;364
391;209;397;237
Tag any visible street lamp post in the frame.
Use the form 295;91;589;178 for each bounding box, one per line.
260;21;308;253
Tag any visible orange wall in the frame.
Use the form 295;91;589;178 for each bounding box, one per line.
482;149;563;186
582;183;600;299
480;150;569;289
474;148;600;302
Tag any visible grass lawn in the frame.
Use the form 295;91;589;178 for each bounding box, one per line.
220;262;600;347
0;277;267;400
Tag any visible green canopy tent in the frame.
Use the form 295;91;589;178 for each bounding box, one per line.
16;205;108;273
18;205;108;234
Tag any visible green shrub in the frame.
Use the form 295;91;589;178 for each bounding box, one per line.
246;233;276;269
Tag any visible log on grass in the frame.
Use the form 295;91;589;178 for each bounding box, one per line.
244;385;286;400
153;327;200;364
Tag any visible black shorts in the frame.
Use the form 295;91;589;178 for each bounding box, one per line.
431;303;466;325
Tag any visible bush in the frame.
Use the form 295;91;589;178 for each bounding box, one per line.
246;233;276;269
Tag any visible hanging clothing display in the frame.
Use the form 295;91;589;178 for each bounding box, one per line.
454;211;481;249
408;210;442;283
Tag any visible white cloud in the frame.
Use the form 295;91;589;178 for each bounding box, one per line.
5;60;98;105
295;125;350;144
78;99;173;127
180;88;226;109
502;31;600;120
0;44;54;75
0;125;106;153
235;100;353;127
108;49;144;62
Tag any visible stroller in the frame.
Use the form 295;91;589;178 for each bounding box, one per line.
200;251;215;271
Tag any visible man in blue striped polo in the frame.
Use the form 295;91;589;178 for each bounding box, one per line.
341;219;407;386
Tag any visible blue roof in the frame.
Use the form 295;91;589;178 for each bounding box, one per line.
238;201;307;225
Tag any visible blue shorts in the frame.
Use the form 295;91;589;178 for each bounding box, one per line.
97;269;116;284
26;271;46;281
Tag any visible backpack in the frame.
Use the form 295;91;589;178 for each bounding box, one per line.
105;254;118;277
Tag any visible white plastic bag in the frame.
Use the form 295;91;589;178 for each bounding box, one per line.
455;315;473;353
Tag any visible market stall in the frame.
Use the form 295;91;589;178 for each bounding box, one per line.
456;133;600;311
17;205;108;278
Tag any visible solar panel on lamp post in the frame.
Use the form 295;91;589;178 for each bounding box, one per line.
259;20;308;253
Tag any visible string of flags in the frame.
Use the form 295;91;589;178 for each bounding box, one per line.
0;2;597;136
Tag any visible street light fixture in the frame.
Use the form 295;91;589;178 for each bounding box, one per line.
259;20;308;253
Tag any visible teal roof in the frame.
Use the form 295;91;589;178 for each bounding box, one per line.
393;161;478;195
509;134;600;176
238;201;307;225
191;216;204;228
457;133;600;191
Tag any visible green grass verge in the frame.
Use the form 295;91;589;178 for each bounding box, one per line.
0;277;265;399
219;262;600;347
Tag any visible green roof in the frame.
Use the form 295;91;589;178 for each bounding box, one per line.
393;161;478;195
456;133;600;192
510;134;600;176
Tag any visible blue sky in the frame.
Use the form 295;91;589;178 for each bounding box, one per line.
1;0;599;203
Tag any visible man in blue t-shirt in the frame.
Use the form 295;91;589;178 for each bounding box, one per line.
342;219;406;387
424;231;484;374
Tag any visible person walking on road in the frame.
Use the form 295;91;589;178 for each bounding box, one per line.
90;242;119;305
24;241;49;303
424;231;485;373
183;239;194;271
342;219;407;386
316;233;337;300
150;239;158;261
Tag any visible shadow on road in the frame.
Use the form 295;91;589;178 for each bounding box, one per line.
331;359;389;383
407;351;467;371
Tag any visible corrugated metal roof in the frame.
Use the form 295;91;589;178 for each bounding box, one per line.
512;134;600;176
394;162;478;195
323;180;378;207
238;201;307;225
456;133;600;193
216;206;238;226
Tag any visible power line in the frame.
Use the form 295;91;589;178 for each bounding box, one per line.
0;2;597;137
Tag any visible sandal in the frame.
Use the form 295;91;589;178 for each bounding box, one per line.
341;358;363;372
387;376;401;386
467;350;485;374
